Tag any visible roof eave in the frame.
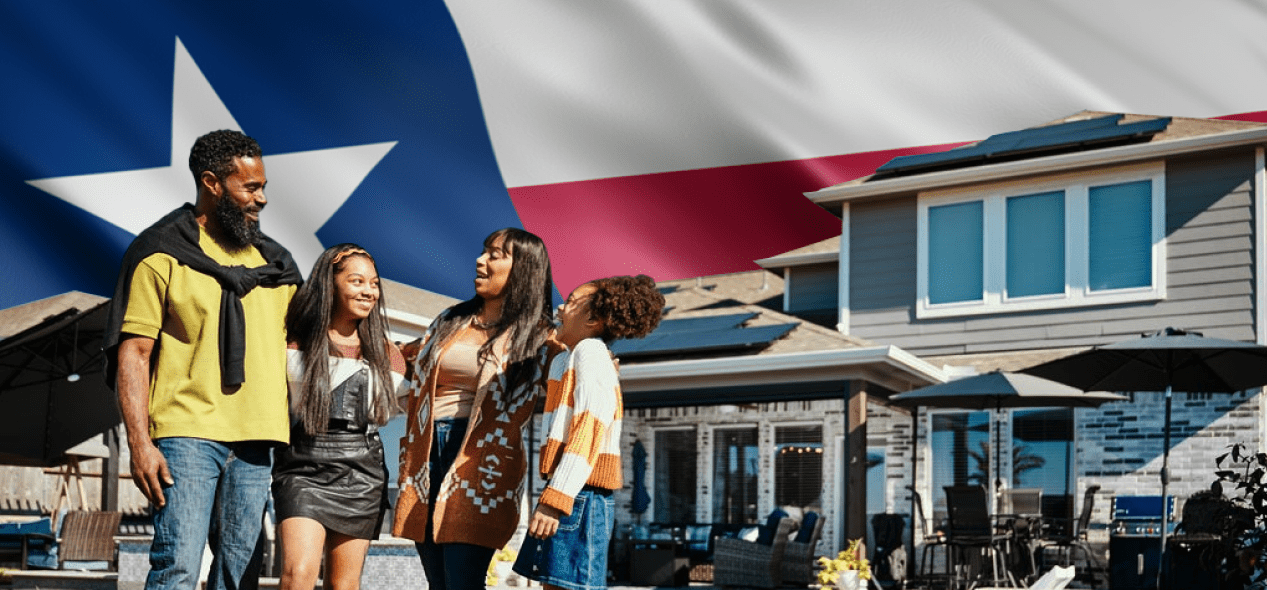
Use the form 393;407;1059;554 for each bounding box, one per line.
808;125;1267;208
619;345;946;395
754;250;838;270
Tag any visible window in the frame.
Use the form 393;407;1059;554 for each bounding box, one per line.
1012;408;1074;522
917;163;1165;318
713;427;759;524
774;425;823;510
655;429;697;523
929;411;990;518
927;409;1075;521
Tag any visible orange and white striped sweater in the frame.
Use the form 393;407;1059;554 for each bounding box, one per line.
537;338;623;515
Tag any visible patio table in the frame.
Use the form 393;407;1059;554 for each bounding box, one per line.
628;538;689;586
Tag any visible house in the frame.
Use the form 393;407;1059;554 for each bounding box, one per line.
800;111;1266;548
585;111;1267;574
520;269;946;563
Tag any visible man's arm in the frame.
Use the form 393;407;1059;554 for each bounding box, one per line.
117;335;172;507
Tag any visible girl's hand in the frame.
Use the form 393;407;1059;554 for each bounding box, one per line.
528;503;564;539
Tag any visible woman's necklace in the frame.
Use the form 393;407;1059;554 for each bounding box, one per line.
328;328;360;347
471;316;495;330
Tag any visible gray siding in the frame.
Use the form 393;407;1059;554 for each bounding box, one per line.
787;262;839;312
849;149;1258;356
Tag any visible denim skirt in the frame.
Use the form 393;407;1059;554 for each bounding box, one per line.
512;487;614;590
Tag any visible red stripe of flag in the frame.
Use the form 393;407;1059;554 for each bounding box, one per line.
512;142;968;293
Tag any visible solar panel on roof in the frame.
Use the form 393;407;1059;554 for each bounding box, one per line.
648;313;757;335
612;323;797;357
875;114;1171;177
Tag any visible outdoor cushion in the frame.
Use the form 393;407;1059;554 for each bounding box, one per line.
738;526;760;542
755;509;789;545
0;517;56;569
794;511;819;544
685;524;712;553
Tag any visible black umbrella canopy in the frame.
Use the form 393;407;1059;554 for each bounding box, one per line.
1020;327;1267;589
0;293;120;467
1022;327;1267;393
889;371;1127;410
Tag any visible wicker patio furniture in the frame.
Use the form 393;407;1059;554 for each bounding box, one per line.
781;512;825;586
714;517;797;589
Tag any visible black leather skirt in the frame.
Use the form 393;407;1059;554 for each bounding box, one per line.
272;429;388;540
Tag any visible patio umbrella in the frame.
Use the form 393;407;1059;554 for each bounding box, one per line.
1021;327;1267;588
0;293;120;467
891;371;1125;503
889;370;1125;577
631;439;651;517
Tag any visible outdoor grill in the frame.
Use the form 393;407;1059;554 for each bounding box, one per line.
1108;496;1175;590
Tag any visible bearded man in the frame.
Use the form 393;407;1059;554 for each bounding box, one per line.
103;130;301;590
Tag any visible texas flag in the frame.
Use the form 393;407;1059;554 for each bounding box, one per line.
4;1;1267;308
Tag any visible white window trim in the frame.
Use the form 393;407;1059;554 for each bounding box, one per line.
916;162;1167;319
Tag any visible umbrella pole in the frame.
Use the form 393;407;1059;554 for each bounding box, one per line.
994;407;1003;513
1157;385;1173;590
909;406;919;581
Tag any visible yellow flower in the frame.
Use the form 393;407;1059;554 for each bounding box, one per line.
815;539;873;584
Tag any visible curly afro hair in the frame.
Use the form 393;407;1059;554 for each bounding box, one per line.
587;274;666;342
188;129;262;184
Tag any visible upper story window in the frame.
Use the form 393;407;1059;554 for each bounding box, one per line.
917;163;1165;318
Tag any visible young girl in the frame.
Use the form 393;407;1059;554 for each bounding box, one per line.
513;274;666;590
273;244;406;590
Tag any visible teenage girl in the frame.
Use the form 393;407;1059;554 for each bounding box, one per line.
273;244;406;590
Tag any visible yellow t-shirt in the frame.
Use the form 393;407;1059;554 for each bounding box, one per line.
120;225;295;443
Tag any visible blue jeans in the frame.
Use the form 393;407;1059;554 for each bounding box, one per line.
415;418;494;590
147;438;272;590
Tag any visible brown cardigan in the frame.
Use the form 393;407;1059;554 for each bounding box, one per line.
393;308;553;549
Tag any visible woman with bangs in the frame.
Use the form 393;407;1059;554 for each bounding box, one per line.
393;228;556;590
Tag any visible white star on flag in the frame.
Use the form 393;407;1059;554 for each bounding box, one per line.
25;37;396;274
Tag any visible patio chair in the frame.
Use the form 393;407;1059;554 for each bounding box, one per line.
871;513;908;587
781;511;824;586
714;517;796;589
1001;489;1043;516
1000;488;1043;582
944;485;1014;589
26;510;122;571
908;486;952;588
1042;485;1098;570
0;516;54;569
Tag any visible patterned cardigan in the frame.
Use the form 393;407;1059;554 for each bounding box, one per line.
392;308;552;549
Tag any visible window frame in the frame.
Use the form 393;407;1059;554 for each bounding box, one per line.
710;424;762;525
772;423;825;510
652;426;699;524
916;162;1166;318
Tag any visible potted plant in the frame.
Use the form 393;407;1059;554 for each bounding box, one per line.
1210;443;1267;588
486;546;518;587
816;538;871;590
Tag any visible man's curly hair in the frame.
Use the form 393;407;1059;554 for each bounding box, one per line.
188;130;262;184
588;274;665;342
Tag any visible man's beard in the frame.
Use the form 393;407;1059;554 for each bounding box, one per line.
213;196;264;252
